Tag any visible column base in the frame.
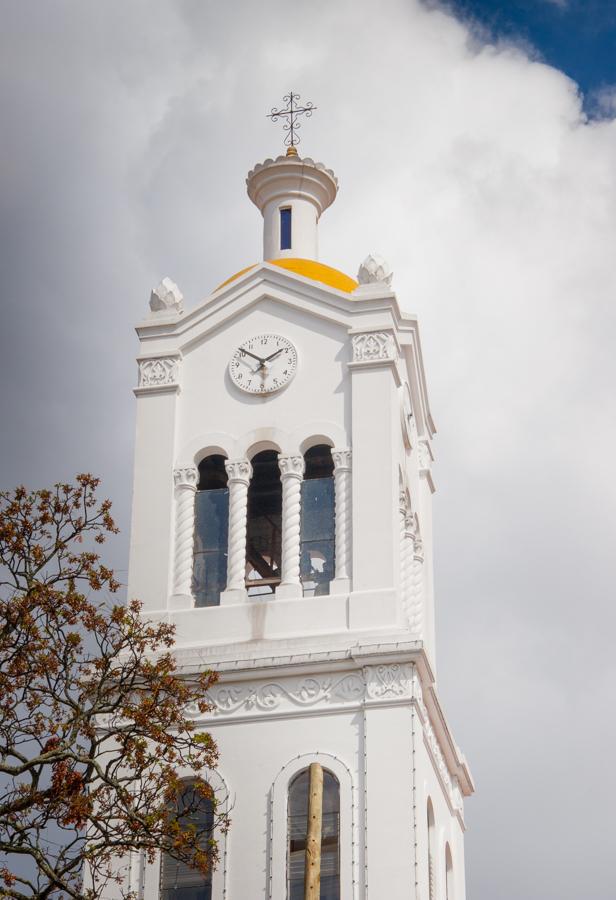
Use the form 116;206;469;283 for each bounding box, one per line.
169;593;194;611
275;582;303;600
330;576;351;594
220;587;248;605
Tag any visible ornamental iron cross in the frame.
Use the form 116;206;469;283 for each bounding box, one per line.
267;92;317;148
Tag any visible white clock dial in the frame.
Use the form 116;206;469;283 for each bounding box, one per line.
229;333;298;395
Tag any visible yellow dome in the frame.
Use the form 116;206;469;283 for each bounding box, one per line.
215;258;358;294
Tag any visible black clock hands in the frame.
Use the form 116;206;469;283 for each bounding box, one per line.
263;348;285;363
241;348;266;365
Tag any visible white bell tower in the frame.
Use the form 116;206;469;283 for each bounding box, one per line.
126;135;474;899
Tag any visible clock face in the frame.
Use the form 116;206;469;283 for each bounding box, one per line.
229;333;298;395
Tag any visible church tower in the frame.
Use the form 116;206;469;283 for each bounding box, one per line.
127;115;474;899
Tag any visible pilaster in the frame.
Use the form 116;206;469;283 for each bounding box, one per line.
127;353;181;612
348;330;400;630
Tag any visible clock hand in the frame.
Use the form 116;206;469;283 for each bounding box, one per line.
241;348;266;365
263;348;284;362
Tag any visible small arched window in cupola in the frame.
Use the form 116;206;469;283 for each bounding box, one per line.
280;206;292;250
193;455;229;608
300;445;335;596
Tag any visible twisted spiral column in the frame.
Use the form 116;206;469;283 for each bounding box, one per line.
224;459;252;593
409;515;424;636
332;449;352;585
172;466;198;605
277;454;305;597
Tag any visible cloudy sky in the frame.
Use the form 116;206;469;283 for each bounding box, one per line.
1;1;615;897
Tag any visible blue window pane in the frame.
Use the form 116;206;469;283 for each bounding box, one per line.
300;478;335;596
193;488;229;607
280;207;292;250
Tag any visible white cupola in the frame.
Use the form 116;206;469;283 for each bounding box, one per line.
246;148;338;261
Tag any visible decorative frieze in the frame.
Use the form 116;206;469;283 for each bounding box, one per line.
137;356;179;389
186;672;365;718
184;663;462;813
364;663;415;700
351;331;397;363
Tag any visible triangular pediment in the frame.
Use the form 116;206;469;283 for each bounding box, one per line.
138;261;398;351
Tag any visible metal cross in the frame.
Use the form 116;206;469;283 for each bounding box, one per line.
267;92;317;148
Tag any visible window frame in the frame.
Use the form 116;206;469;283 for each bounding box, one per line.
142;769;229;900
280;206;292;251
268;753;356;900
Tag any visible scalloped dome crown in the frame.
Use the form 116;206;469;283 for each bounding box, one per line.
246;152;339;262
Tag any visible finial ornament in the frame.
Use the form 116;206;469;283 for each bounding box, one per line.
150;277;184;314
267;92;317;149
357;254;393;287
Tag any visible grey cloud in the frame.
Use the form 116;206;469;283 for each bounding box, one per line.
1;1;615;897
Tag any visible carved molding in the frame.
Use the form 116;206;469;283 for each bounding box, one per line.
351;331;397;363
418;438;432;472
184;665;463;812
224;458;252;484
332;448;352;471
173;466;198;490
278;454;305;479
138;356;179;388
364;663;414;700
186;673;365;718
412;671;462;811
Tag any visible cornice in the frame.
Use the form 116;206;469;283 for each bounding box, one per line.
174;639;473;806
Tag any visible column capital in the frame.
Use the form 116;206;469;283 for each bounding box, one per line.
225;458;252;485
173;466;198;490
278;454;305;480
332;448;352;472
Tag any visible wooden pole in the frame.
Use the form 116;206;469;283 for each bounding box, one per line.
304;762;323;900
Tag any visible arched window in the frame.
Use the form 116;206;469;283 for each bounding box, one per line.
445;843;454;900
427;798;436;900
288;767;340;900
193;455;229;607
300;445;335;596
245;450;282;596
160;779;214;900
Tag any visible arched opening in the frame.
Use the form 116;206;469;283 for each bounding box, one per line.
160;779;214;900
245;449;282;596
288;767;340;900
193;455;229;607
427;797;436;900
300;444;335;596
445;843;454;900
